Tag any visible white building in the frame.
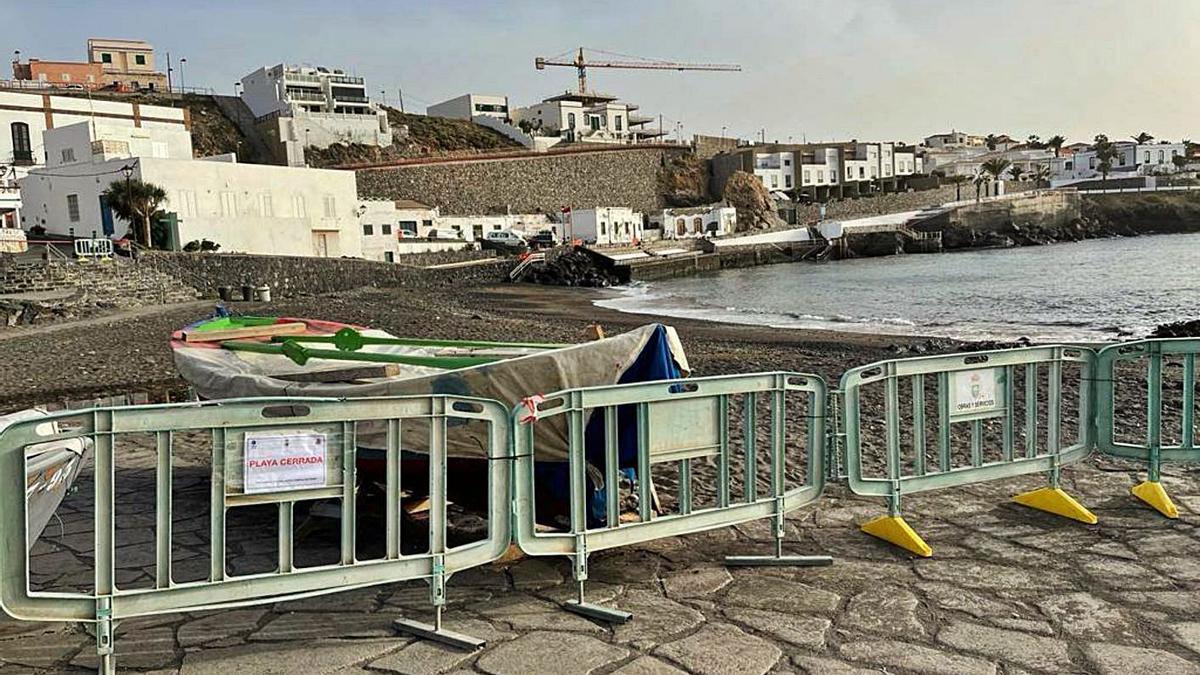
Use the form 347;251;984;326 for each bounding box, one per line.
19;121;362;258
746;141;919;193
240;64;392;167
426;94;510;121
511;91;662;145
435;212;555;242
569;207;644;246
358;199;448;262
660;205;736;239
1061;142;1187;181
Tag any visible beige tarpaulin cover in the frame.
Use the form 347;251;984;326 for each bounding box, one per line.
172;324;689;461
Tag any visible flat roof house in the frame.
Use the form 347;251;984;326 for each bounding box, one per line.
426;94;510;121
86;38;167;92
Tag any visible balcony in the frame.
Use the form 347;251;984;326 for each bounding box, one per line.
333;95;369;104
285;89;327;102
329;75;364;85
284;72;323;85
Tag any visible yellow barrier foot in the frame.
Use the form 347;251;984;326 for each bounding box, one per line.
1012;487;1098;524
860;515;933;557
1131;480;1179;519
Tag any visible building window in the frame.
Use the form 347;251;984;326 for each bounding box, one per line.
62;73;71;82
859;167;865;179
384;252;395;263
846;167;853;179
10;122;31;163
600;221;607;235
61;148;76;163
322;195;336;218
66;194;80;222
803;170;810;183
785;175;792;188
828;170;835;182
363;224;374;235
101;53;112;63
422;219;433;229
260;194;273;217
381;223;392;235
135;54;146;65
1144;151;1151;163
614;115;623;132
1159;150;1165;163
219;192;236;217
293;194;307;218
567;113;576;130
783;158;791;166
770;175;778;188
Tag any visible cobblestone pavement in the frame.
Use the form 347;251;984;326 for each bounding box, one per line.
1;454;1198;674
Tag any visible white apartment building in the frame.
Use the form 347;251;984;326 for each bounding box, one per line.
426;94;510;121
358;199;450;261
569;207;644;246
511;91;661;145
435;213;555;242
660;205;736;239
1061;142;1187;181
240;64;392;166
19;121;362;258
748;141;920;193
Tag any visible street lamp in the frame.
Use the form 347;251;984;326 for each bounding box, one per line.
234;81;241;96
179;58;187;93
118;164;146;247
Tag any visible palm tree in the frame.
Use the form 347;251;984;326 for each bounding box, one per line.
981;158;1013;182
1094;134;1118;185
1033;164;1051;185
1172;155;1189;172
985;134;999;151
1132;131;1154;145
102;178;167;248
1046;135;1066;157
972;171;988;202
1009;165;1025;182
946;173;967;200
1027;134;1045;149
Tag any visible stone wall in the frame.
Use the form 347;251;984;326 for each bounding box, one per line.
355;147;686;215
144;252;514;298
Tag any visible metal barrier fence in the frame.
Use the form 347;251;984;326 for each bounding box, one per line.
73;238;114;258
512;372;829;622
0;396;512;673
841;346;1097;556
1097;338;1200;519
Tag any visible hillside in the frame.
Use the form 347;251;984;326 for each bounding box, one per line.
304;106;522;168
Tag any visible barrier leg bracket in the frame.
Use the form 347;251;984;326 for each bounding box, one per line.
1012;486;1098;524
1132;480;1179;519
564;599;633;624
861;515;932;557
393;618;485;651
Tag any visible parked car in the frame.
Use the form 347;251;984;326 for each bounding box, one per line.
529;230;558;249
425;228;461;240
397;227;418;239
481;230;528;253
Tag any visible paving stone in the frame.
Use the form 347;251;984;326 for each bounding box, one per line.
1126;533;1200;557
71;626;177;671
790;655;879;675
589;550;662;584
612;589;706;649
179;638;400;674
722;607;830;651
917;582;1017;619
1082;556;1174;589
273;586;383;613
1037;592;1140;642
473;593;606;633
661;566;732;599
248;611;397;641
178;609;267;647
987;617;1055;636
534;580;623;605
475;631;628;675
367;640;473;675
1170;622;1200;655
937;621;1072;671
914;560;1070;590
1083;642;1200;675
959;533;1066;568
0;623;89;669
838;639;997;675
1121;591;1200;614
799;559;917;591
383;583;492;610
654;622;781;675
1087;541;1139;560
611;655;688;675
507;557;564;590
842;586;925;637
723;574;840;614
1150;556;1200;582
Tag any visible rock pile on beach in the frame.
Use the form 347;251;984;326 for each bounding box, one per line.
521;250;622;287
1151;319;1200;338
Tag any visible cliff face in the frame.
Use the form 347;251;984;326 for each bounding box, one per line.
1080;191;1200;235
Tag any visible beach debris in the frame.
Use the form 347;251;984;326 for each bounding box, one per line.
1151;319;1200;338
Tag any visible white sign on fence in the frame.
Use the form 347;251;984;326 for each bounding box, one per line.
243;431;328;494
951;368;1004;418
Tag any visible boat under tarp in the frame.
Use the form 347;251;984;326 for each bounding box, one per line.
171;315;689;520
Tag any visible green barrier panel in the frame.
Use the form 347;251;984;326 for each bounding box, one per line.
1097;338;1200;519
0;396;513;673
841;346;1097;557
512;372;830;624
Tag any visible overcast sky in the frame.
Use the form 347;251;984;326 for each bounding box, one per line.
10;0;1199;145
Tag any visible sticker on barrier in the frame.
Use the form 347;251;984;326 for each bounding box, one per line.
511;372;830;623
1097;338;1200;519
840;345;1097;557
0;395;512;674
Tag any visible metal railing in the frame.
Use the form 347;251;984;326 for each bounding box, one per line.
512;372;830;622
841;345;1096;556
73;238;113;259
508;252;545;280
0;395;513;672
1096;339;1200;518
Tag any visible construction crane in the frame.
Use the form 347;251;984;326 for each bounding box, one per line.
535;47;741;95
